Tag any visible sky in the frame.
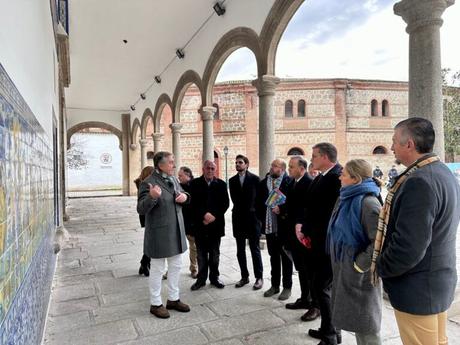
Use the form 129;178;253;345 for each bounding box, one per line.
216;0;460;85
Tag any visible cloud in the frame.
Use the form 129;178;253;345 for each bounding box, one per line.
216;48;257;82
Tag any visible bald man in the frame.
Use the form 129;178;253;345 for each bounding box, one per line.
189;160;230;291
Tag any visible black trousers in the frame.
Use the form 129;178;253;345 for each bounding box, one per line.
311;252;338;344
266;233;293;288
235;235;263;280
290;240;314;305
195;235;221;283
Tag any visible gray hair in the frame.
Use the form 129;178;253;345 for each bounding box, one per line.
313;142;337;163
153;151;173;168
290;156;308;169
395;117;435;153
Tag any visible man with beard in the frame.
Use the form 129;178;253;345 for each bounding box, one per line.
229;154;264;290
256;159;293;300
190;160;229;290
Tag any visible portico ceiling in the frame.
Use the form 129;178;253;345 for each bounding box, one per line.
66;0;278;114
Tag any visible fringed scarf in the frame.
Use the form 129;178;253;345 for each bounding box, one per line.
370;154;440;285
265;174;284;234
326;178;381;261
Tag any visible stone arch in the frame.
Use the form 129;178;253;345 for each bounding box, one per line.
260;0;305;76
153;94;173;133
67;121;123;150
131;118;141;147
140;108;154;139
287;147;304;156
372;145;388;155
172;70;204;124
202;27;263;105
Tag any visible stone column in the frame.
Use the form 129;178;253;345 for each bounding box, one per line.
152;133;163;154
139;138;149;168
252;75;280;175
199;106;216;162
394;0;454;160
122;114;131;196
169;123;183;169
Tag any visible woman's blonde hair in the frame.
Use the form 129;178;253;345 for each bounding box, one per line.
344;159;372;184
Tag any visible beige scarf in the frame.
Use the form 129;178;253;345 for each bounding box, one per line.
370;155;440;286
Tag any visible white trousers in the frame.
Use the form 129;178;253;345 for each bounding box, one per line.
148;253;182;306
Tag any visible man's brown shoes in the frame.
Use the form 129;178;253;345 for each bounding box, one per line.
166;299;190;313
150;305;170;318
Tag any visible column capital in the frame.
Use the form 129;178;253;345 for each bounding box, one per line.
251;75;280;96
199;106;216;121
139;138;149;147
152;133;163;141
169;122;183;133
394;0;454;33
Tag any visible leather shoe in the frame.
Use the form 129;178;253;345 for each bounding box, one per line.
253;278;263;290
235;278;250;288
308;328;342;344
278;288;291;301
191;280;206;291
150;305;170;319
263;286;280;297
166;299;190;312
210;279;225;289
138;264;149;277
286;298;311;310
301;308;321;321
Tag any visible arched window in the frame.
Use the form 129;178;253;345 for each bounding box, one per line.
287;147;304;156
372;146;387;154
371;99;378;116
382;100;389;117
298;100;306;117
285;100;293;117
212;103;220;120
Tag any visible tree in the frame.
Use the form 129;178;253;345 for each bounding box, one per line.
442;69;460;162
67;134;89;170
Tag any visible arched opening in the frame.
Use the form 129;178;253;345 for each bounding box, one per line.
67;126;122;197
287;147;304;156
298;99;306;117
372;146;387;154
382;99;389;116
212;103;220;120
371;99;378;116
285;100;293;117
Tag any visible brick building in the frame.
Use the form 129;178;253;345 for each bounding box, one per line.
146;78;408;180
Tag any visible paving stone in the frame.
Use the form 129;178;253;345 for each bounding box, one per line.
118;326;208;345
44;319;137;345
95;275;148;294
243;322;320;345
45;310;91;335
136;305;218;336
55;270;113;287
207;292;283;317
48;296;100;316
201;309;285;341
52;281;96;302
93;301;149;324
210;340;244;345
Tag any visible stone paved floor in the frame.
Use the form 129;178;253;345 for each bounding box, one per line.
43;197;460;345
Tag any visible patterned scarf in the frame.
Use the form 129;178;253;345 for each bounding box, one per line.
370;154;440;285
326;178;381;261
265;174;284;234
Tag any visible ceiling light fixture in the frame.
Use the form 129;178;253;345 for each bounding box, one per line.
130;105;136;111
154;76;162;84
213;2;225;16
176;49;185;59
140;93;146;100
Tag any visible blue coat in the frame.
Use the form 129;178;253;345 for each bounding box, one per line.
377;158;460;315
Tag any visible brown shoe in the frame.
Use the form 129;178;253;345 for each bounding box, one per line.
166;299;190;312
191;271;198;279
301;307;320;322
150;305;170;318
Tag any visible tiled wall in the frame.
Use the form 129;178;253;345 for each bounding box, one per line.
0;64;56;344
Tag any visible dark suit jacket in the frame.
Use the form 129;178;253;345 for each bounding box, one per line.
180;181;194;236
299;164;342;255
377;159;460;315
190;176;230;238
229;171;261;238
281;173;312;248
256;173;292;235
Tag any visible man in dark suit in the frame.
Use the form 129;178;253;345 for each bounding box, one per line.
256;159;293;301
189;160;229;291
229;154;263;290
296;143;342;345
282;156;317;322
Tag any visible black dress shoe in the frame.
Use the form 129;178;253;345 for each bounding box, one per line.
301;307;321;321
138;264;150;277
210;279;225;289
286;298;311;310
191;280;206;291
235;278;250;288
253;278;263;290
308;328;341;344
